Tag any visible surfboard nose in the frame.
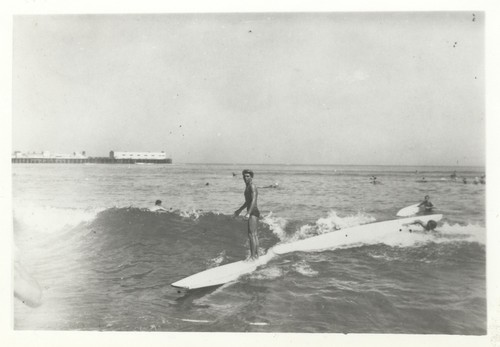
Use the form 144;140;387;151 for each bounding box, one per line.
171;249;277;290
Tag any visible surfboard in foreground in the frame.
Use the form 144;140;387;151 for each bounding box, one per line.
171;250;277;290
171;214;443;290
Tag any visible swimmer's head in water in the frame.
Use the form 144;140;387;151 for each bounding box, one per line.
427;220;437;230
155;200;162;205
242;169;254;178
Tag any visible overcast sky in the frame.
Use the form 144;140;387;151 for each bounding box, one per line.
11;12;484;166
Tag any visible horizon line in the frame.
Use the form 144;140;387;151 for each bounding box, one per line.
176;162;486;168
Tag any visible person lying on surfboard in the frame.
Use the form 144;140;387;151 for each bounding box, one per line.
233;169;260;260
418;195;434;212
405;219;438;232
150;199;167;212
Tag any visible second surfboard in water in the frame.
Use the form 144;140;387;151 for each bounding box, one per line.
171;214;443;290
396;203;421;217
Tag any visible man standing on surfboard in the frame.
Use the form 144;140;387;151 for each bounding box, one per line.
234;169;260;260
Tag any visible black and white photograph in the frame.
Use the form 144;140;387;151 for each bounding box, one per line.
2;1;500;346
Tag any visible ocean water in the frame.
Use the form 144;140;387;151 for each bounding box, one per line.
12;163;486;334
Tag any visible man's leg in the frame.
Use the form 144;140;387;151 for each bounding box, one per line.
248;216;259;259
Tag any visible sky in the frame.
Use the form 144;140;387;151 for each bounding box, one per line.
11;11;485;166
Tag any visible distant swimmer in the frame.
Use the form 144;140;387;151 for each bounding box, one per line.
450;171;457;180
233;169;260;260
150;200;167;212
369;176;381;184
418;195;434;212
462;177;468;184
480;175;486;184
473;177;480;185
405;219;439;232
262;182;279;189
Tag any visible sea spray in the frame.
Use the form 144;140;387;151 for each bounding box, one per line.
13;204;102;234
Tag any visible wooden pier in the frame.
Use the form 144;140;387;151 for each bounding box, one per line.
12;157;173;164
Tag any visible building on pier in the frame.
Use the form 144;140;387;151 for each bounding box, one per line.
109;151;168;160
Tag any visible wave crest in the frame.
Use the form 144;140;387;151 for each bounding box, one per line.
13;204;102;234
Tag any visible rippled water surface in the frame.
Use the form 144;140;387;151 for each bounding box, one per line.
13;163;486;334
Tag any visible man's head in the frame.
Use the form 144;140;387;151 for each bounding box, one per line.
427;220;437;230
424;195;430;200
155;200;162;206
242;169;254;178
242;169;254;184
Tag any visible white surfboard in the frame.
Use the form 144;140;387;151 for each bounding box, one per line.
171;250;277;290
171;214;443;290
272;214;442;255
396;203;421;217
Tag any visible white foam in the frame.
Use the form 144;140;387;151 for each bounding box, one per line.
249;266;283;280
434;222;486;245
261;212;289;241
206;250;226;268
179;208;202;219
292;260;318;277
376;228;432;248
13;203;102;233
180;318;212;323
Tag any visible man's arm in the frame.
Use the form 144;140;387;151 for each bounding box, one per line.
414;221;425;228
403;220;425;228
234;202;247;216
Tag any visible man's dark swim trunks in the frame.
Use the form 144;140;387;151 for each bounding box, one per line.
249;208;260;218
